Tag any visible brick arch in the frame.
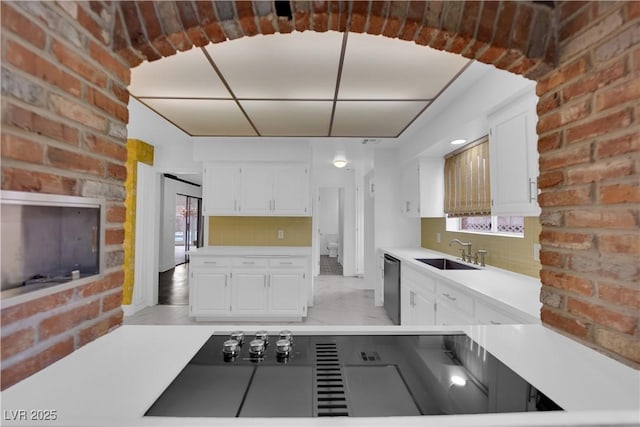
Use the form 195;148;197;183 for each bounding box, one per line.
111;1;556;79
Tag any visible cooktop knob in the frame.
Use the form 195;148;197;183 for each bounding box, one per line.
230;331;244;345
279;330;293;343
249;339;265;357
255;330;269;345
222;339;240;357
276;339;292;356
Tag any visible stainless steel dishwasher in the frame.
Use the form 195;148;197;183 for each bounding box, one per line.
383;254;400;324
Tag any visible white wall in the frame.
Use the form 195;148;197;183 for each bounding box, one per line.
158;176;203;272
338;188;344;264
363;171;377;295
127;98;202;174
318;187;339;256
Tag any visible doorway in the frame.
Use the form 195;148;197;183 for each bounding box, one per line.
317;187;344;276
174;194;202;266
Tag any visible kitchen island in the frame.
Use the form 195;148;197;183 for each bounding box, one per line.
1;324;638;426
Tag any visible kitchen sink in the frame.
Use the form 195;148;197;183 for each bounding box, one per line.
415;258;479;270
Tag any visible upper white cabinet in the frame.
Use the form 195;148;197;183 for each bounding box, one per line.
240;166;273;215
272;166;310;215
400;160;420;217
202;165;240;215
419;157;445;217
203;163;310;216
488;91;540;216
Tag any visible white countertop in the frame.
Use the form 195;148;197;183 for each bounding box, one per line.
1;324;638;427
189;246;312;257
380;247;542;321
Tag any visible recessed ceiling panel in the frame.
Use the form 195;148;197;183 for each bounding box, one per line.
129;48;230;98
141;99;256;136
241;101;332;136
332;101;429;137
205;32;343;99
339;33;470;99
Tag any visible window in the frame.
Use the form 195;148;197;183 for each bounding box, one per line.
444;137;523;237
443;136;490;217
446;215;525;237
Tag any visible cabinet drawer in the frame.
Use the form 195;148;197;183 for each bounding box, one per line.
191;257;230;268
232;257;269;268
270;257;307;268
436;282;473;315
475;300;522;325
402;266;436;294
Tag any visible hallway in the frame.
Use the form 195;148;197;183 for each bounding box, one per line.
125;275;391;326
158;264;189;305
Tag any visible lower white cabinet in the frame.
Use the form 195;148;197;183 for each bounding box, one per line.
269;270;304;315
402;284;436;325
190;269;229;317
398;259;535;326
232;270;268;314
190;255;308;321
400;266;436;326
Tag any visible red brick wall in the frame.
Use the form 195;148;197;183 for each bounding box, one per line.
1;0;638;389
537;1;639;367
0;1;130;389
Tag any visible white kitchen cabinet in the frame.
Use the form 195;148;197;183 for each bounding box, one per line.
400;160;420;217
435;280;475;325
488;91;540;216
240;166;273;215
202;165;240;215
231;270;268;314
273;166;309;215
190;269;230;317
436;299;475;325
269;270;305;315
240;164;309;216
400;265;436;325
189;253;309;321
475;299;527;325
419;157;445;217
402;285;436;325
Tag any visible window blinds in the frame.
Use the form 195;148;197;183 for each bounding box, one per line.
444;136;491;217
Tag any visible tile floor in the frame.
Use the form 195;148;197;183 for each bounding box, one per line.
124;274;392;326
319;255;343;275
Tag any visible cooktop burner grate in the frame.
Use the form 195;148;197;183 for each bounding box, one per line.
314;342;349;417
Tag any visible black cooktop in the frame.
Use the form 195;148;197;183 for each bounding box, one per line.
145;332;562;418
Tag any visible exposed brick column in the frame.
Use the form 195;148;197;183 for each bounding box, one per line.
1;1;131;389
536;1;640;367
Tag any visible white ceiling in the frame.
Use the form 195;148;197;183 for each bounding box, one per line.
129;31;470;138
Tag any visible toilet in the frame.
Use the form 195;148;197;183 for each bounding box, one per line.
326;234;338;258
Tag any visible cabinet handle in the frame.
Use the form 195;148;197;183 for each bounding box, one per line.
279;261;293;265
529;178;537;202
490;320;501;325
242;261;255;265
234;200;237;211
443;293;457;301
204;261;218;265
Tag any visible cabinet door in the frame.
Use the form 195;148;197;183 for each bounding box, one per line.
414;292;436;325
436;300;474;325
273;166;309;215
400;284;413;325
190;269;229;316
240;166;273;215
268;270;303;315
231;271;267;314
489;92;539;216
401;161;420;217
203;165;239;215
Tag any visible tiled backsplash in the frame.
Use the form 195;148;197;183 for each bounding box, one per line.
208;217;312;246
421;217;542;278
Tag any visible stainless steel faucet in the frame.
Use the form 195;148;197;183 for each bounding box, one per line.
449;239;472;262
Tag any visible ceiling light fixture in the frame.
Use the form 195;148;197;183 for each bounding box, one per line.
450;375;467;387
333;154;348;168
450;139;467;145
